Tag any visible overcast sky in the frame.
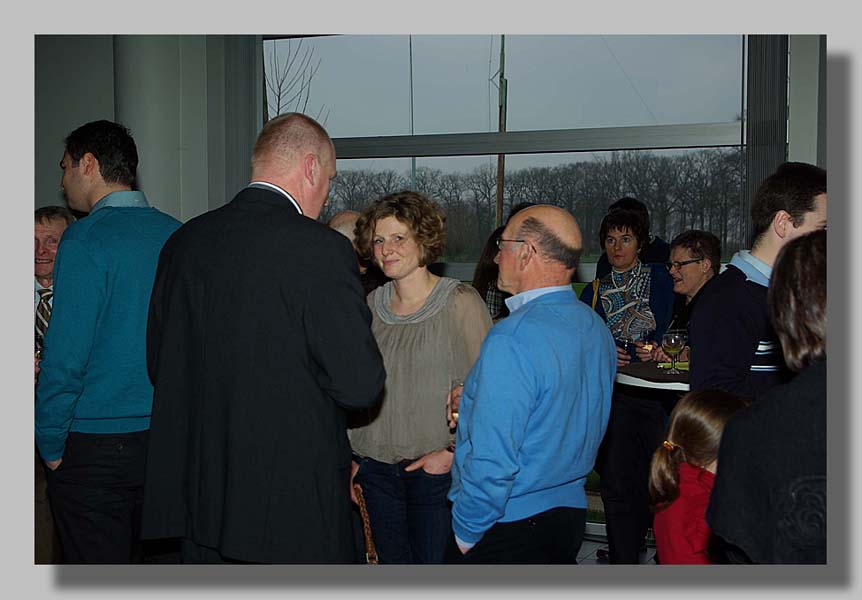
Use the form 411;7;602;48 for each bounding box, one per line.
264;34;743;174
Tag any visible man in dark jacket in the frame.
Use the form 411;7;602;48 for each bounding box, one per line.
141;113;385;563
689;162;826;398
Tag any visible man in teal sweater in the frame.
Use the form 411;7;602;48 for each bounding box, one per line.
447;205;616;563
35;120;181;563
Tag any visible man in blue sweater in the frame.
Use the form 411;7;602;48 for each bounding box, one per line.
447;205;616;563
35;120;181;563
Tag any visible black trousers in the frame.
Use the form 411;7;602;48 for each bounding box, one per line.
35;447;61;563
444;507;585;564
46;430;148;564
180;539;253;564
595;388;676;564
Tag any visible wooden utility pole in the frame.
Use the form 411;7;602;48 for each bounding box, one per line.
495;35;507;227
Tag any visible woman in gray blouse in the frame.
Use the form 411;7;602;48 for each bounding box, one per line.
349;190;492;564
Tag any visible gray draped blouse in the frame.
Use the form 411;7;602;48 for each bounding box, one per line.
348;277;492;463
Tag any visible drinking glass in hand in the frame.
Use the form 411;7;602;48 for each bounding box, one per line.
661;330;687;375
448;378;464;429
614;336;637;363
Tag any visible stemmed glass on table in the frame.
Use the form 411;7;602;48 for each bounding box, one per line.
661;330;687;375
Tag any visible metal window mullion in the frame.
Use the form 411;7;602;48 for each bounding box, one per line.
333;122;742;160
744;34;789;248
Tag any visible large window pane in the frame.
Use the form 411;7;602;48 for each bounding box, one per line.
264;35;744;137
506;35;743;130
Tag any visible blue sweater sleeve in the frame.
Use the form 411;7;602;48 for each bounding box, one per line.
451;333;537;545
35;238;105;461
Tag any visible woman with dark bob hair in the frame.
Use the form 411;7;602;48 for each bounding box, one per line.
578;207;674;564
579;208;674;360
706;229;826;564
348;190;492;564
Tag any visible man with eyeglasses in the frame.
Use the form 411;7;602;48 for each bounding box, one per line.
480;202;537;322
446;205;615;563
35;120;182;563
688;162;827;397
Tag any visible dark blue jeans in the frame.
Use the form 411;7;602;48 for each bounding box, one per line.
354;456;452;564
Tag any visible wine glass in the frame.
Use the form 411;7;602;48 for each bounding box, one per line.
661;330;687;375
447;378;464;428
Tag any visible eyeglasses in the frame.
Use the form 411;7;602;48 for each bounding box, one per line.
496;238;527;250
665;258;702;271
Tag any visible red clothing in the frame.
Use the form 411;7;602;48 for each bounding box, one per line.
653;463;715;564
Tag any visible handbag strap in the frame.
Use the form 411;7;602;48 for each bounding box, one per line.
353;484;379;564
591;278;600;310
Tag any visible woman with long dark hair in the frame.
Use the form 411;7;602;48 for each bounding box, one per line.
706;229;827;563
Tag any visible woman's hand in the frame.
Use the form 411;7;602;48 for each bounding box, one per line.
651;345;670;362
615;345;632;367
651;345;689;363
634;341;656;362
404;448;453;475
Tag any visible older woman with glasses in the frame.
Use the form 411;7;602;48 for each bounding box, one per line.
348;190;492;564
645;230;721;364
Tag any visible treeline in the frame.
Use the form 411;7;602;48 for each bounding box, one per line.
321;148;745;262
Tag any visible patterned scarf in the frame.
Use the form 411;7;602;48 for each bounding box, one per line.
599;261;657;342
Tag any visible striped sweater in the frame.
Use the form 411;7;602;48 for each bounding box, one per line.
688;256;793;399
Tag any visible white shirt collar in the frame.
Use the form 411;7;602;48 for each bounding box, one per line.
247;181;303;215
504;284;573;313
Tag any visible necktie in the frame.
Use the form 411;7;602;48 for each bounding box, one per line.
35;288;53;344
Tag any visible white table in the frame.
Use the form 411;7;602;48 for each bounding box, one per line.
614;362;690;392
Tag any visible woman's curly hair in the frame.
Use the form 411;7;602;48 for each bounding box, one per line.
355;190;446;267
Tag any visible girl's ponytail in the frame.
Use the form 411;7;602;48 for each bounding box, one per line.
649;439;685;512
648;390;751;512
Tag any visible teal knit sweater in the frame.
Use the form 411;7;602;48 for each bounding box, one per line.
36;192;181;461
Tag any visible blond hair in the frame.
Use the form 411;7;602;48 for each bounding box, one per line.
251;113;333;174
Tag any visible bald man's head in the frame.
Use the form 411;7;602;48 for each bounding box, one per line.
251;112;334;176
510;205;583;269
328;210;360;242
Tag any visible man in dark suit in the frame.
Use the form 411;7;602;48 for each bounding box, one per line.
141;113;386;564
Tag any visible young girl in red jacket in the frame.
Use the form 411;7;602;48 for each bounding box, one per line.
648;390;750;564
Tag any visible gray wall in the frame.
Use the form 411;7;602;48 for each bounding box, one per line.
35;35;115;210
34;35;263;221
788;34;827;167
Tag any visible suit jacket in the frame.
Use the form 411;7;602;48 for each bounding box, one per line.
141;186;385;563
